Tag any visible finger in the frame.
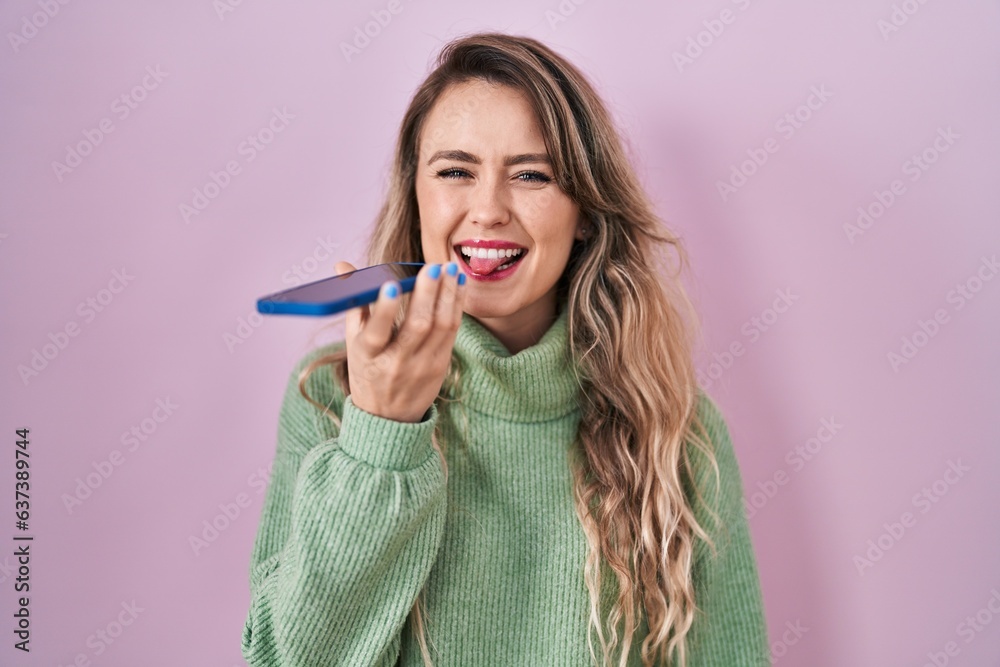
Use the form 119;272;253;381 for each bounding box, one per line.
452;266;467;331
345;304;369;343
357;280;401;353
397;263;444;352
424;262;463;351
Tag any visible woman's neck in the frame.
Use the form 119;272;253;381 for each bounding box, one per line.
467;289;560;355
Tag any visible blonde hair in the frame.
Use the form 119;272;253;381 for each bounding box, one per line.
296;32;724;667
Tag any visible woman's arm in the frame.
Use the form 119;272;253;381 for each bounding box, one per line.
241;348;448;667
684;393;771;667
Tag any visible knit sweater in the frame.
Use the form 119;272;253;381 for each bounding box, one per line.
241;303;770;667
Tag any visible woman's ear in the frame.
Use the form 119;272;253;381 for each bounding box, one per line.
574;214;589;242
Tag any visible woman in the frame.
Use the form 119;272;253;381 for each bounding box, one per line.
242;32;770;667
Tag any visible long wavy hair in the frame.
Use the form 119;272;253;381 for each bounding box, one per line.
296;32;724;667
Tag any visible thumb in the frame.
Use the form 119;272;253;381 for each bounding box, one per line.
334;260;357;276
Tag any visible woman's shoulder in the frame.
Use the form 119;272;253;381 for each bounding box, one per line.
276;340;349;451
287;339;347;380
685;389;742;511
692;389;732;455
687;388;750;556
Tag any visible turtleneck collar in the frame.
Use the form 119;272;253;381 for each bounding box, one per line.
451;301;580;423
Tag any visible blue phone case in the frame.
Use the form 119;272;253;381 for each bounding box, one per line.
256;262;425;316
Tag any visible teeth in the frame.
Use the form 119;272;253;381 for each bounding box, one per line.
459;246;524;259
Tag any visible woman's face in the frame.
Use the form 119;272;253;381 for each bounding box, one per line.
415;79;585;347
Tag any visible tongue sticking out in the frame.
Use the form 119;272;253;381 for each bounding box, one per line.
467;252;520;275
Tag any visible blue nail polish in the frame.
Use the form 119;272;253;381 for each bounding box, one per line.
446;262;458;276
385;284;398;299
429;264;441;279
458;273;466;286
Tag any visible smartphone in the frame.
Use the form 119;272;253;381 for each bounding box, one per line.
256;262;425;316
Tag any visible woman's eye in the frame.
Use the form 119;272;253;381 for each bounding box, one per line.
516;171;552;183
435;169;552;183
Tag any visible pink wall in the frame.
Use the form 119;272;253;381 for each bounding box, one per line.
2;1;998;664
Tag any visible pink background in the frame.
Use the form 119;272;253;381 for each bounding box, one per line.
2;1;999;665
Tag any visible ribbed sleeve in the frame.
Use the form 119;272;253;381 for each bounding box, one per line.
241;348;448;667
684;393;771;667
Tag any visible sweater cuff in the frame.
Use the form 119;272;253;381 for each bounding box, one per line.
338;395;439;471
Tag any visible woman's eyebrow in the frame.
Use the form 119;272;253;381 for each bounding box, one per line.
426;149;551;167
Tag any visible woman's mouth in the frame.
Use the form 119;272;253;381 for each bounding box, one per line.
454;245;528;281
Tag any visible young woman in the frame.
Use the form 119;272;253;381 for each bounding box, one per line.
242;32;770;667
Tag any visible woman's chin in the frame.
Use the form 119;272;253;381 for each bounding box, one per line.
460;296;515;321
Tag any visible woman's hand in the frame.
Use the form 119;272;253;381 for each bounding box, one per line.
335;260;466;423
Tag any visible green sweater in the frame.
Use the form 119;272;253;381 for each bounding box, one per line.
242;303;770;666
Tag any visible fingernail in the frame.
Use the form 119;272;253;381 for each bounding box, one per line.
446;262;458;276
385;284;398;299
458;273;466;286
429;264;441;280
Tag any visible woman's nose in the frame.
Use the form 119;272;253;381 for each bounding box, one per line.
468;179;510;228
